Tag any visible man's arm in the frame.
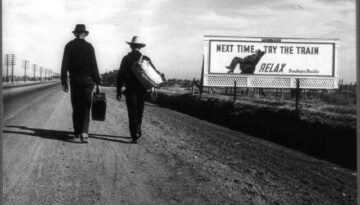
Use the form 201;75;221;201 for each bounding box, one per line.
90;45;101;85
144;56;166;81
61;45;69;86
116;57;126;95
244;53;258;62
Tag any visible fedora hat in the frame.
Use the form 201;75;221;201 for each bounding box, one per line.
126;36;146;48
72;24;89;35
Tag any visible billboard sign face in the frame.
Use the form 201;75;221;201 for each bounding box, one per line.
203;36;339;89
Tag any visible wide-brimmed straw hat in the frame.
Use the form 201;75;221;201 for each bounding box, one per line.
72;24;89;36
126;36;146;48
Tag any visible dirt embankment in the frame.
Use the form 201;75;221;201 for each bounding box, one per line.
147;90;356;170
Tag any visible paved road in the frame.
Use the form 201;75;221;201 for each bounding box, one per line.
3;85;357;205
2;81;58;90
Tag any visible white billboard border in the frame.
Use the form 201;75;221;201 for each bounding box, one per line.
202;35;339;89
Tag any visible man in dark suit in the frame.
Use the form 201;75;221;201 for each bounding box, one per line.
61;24;101;143
116;36;160;143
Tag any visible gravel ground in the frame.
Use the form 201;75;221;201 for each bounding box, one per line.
3;85;356;205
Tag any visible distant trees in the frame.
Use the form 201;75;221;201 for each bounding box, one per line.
159;78;193;88
100;70;195;89
101;70;118;86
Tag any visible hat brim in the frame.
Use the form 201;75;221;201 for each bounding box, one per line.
73;30;89;36
126;42;146;48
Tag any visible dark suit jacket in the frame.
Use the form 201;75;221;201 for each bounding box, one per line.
116;50;157;94
61;38;101;86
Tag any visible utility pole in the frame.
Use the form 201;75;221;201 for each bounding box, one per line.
5;54;9;82
40;66;42;81
11;57;14;83
23;60;29;83
9;54;16;83
33;64;37;81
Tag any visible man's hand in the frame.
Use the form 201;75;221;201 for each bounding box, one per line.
96;79;103;86
116;91;122;101
151;87;157;101
161;73;166;81
62;84;69;93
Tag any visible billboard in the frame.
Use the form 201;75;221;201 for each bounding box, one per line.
203;36;339;89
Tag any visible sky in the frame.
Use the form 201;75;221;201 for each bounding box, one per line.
3;0;356;82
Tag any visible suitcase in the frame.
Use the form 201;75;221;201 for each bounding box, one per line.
91;86;107;121
131;55;164;90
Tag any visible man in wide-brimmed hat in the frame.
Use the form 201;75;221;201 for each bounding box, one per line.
61;24;101;143
116;36;163;143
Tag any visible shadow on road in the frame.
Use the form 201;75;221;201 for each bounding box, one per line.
4;125;133;144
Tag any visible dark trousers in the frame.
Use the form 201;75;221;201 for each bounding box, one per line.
227;57;245;72
70;79;94;135
125;91;146;139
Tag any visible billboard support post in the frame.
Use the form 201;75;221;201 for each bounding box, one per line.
191;78;195;95
233;81;237;102
295;79;301;113
199;55;204;98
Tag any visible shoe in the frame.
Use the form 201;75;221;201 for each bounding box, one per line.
81;133;88;143
226;66;234;74
136;132;142;140
73;132;80;138
131;137;138;144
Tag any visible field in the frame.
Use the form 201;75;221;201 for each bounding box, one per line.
152;79;356;169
